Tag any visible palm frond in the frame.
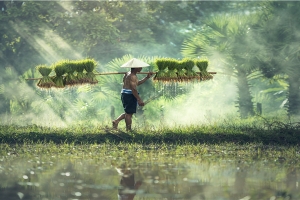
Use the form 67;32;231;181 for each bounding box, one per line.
106;54;133;72
181;33;210;58
76;84;93;93
204;15;230;36
91;86;114;103
246;70;264;80
74;99;88;111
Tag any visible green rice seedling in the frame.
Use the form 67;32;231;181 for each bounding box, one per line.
175;60;187;82
155;70;167;82
154;58;168;82
182;58;198;81
162;58;171;82
64;60;79;86
75;60;89;84
71;60;81;85
36;64;55;88
83;58;98;84
195;59;213;81
166;58;178;82
52;61;66;88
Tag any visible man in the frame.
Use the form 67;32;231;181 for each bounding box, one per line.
112;67;153;131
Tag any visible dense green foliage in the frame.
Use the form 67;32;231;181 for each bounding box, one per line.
0;1;299;127
255;2;300;115
181;2;300;117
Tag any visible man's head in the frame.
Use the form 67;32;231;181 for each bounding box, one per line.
131;67;142;72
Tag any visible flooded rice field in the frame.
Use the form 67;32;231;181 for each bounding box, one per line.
0;144;299;200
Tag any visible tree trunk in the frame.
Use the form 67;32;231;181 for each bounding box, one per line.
236;69;255;118
287;70;300;116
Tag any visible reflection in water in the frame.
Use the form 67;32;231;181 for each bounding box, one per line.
0;151;299;200
116;163;142;200
232;163;248;199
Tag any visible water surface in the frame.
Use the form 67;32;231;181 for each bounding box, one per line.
0;144;299;200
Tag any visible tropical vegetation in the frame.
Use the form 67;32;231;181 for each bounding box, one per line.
0;1;299;130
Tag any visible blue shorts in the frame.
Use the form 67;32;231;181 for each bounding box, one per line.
121;89;137;114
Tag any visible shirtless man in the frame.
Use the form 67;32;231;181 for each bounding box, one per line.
112;67;153;131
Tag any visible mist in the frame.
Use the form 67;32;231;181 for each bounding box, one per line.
162;76;238;127
138;53;239;128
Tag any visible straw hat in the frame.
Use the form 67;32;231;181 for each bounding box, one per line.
120;58;150;68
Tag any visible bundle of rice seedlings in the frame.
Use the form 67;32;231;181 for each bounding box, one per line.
36;64;55;88
166;58;178;82
52;61;66;88
195;59;213;81
175;60;187;82
64;60;79;86
75;60;89;84
182;58;198;81
153;58;167;82
83;58;98;84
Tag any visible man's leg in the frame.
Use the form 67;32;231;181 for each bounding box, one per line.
112;113;125;129
125;113;133;131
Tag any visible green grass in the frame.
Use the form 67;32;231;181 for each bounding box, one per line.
0;142;299;164
0;117;299;146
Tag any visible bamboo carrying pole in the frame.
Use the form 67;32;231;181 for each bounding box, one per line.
25;72;217;80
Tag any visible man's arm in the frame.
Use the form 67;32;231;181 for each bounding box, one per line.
122;73;126;84
130;75;144;106
138;72;154;85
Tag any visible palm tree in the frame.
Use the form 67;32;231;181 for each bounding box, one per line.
182;14;260;118
254;2;300;116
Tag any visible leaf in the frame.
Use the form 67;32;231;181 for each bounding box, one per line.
76;84;93;93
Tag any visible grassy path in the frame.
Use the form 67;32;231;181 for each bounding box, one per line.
0;124;299;145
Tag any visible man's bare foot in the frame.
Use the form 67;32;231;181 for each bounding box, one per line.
112;120;118;129
126;125;132;132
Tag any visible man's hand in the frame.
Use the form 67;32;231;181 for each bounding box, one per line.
146;72;154;78
137;99;145;106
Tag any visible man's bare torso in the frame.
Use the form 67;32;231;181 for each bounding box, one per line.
122;72;138;90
